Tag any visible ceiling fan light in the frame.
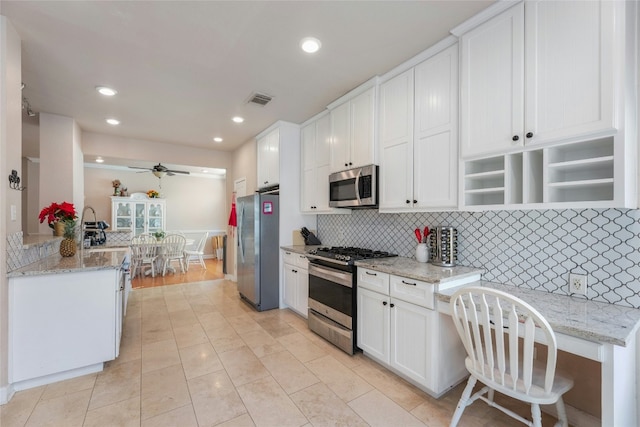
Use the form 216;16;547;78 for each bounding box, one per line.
95;156;104;163
96;86;117;96
232;116;244;123
106;118;120;125
152;170;167;178
213;137;223;143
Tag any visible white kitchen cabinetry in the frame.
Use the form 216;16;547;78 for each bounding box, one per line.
356;268;467;396
459;1;618;159
379;43;458;211
301;113;350;214
257;127;280;189
111;193;165;236
329;85;376;173
282;250;309;318
9;268;122;386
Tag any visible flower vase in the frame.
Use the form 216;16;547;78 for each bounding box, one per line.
53;221;65;236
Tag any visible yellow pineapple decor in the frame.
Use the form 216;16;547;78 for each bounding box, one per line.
59;219;77;257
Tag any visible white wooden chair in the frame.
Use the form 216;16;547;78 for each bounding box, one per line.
130;242;158;278
449;286;573;427
184;231;208;271
159;234;186;276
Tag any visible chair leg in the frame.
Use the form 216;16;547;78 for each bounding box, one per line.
554;397;569;427
531;403;542;427
198;255;206;269
450;376;477;427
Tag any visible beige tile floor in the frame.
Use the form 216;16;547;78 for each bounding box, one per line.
0;279;561;427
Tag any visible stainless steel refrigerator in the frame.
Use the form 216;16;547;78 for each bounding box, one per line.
236;193;280;311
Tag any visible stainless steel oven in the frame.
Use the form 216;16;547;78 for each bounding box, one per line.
307;261;357;354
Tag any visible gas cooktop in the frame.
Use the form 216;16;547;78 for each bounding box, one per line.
307;246;397;264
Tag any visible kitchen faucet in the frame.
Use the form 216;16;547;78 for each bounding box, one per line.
80;205;96;258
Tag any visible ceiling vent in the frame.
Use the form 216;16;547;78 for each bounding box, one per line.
247;92;273;106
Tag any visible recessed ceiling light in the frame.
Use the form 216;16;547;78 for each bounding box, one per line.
106;118;120;125
202;170;208;173
95;157;104;163
96;86;117;96
300;37;321;53
213;137;223;143
232;116;244;123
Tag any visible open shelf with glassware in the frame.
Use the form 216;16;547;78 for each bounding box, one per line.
461;136;622;210
111;193;166;236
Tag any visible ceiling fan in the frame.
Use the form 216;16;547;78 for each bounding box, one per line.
129;163;190;177
128;163;190;187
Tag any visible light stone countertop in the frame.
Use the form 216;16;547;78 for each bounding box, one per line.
7;249;128;278
354;256;484;285
280;245;322;254
22;234;62;248
437;281;640;347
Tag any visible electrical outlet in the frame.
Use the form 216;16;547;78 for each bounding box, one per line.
569;273;588;295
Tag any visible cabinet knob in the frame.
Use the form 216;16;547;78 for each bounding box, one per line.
345;163;348;167
264;181;268;184
406;200;410;204
512;135;519;141
382;301;388;306
413;200;417;204
292;269;297;273
390;303;395;308
349;162;353;166
526;132;534;138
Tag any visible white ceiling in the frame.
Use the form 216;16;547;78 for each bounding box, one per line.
4;0;493;158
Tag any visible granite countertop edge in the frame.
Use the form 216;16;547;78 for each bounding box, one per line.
8;249;128;278
354;257;484;284
436;280;640;348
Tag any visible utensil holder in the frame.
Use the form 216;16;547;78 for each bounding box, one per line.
428;226;458;267
415;243;428;263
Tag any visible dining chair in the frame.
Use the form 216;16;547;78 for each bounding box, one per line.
159;234;186;276
184;231;208;271
129;242;158;278
449;286;573;427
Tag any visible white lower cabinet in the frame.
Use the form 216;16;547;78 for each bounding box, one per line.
282;251;309;317
9;269;121;387
357;267;467;396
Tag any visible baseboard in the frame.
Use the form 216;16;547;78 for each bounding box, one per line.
0;383;15;404
11;363;104;392
225;274;236;282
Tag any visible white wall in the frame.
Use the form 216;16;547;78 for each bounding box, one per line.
0;14;21;403
83;166;227;234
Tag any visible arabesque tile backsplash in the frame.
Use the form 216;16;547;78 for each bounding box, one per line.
317;208;640;309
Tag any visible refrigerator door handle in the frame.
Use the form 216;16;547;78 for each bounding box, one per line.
238;202;245;263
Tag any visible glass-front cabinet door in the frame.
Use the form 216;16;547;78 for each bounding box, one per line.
111;194;166;236
113;202;132;230
147;202;164;234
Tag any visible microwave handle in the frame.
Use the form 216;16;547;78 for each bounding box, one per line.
355;168;362;204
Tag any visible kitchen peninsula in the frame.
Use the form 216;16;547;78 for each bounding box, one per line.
7;248;129;391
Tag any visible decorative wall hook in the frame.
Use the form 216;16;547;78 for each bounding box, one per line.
8;170;26;191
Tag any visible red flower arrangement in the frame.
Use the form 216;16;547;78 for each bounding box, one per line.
38;202;78;229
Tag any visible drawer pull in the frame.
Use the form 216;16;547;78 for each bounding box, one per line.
402;280;417;286
366;271;377;276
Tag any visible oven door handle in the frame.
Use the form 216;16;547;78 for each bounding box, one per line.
305;253;349;266
309;264;353;288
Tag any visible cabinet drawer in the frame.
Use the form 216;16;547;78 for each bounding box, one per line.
283;250;297;265
390;275;434;310
358;268;390;294
295;254;309;269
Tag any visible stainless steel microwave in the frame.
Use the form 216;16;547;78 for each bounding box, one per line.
329;165;378;208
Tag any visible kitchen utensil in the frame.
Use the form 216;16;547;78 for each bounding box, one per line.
414;228;422;243
423;227;429;243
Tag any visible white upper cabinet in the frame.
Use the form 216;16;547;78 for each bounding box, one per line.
460;3;524;158
460;0;618;159
329;86;375;173
257;128;280;189
524;0;616;144
301;113;348;214
379;43;458;211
